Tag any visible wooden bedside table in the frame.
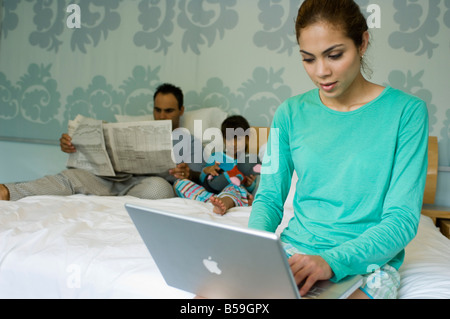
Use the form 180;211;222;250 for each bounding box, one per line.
422;204;450;239
438;219;450;239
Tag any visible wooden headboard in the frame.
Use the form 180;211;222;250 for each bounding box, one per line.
424;136;439;205
422;137;450;226
249;127;270;155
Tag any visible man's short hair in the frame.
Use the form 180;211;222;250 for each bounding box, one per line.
154;83;184;110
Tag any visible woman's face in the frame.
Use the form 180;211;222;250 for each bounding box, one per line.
298;22;368;102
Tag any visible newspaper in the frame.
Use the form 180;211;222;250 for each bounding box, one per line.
67;115;176;176
67;115;115;176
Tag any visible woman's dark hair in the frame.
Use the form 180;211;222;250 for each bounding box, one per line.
295;0;371;76
296;0;368;47
153;83;184;110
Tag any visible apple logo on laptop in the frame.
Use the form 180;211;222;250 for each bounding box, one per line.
203;257;222;275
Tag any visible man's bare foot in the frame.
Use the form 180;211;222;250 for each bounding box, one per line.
210;196;235;215
0;184;10;201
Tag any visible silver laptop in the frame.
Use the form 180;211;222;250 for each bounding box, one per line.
125;203;363;299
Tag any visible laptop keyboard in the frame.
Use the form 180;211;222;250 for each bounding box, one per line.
299;280;332;299
304;286;327;299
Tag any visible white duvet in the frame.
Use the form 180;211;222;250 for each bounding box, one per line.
1;195;449;299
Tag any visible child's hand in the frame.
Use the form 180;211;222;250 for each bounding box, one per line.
244;174;256;187
203;162;221;177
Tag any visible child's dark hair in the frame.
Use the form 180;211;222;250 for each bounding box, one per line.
221;115;250;138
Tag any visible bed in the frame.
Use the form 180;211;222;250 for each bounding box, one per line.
1;194;449;299
1;136;449;299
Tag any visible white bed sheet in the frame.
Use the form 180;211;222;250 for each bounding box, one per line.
0;195;449;299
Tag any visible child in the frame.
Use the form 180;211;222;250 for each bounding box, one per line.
174;115;261;215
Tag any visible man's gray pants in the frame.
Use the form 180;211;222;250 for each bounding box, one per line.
5;169;175;201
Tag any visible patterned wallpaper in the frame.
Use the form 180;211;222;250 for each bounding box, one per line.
1;0;449;166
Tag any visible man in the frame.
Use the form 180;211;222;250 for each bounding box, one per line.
0;83;203;201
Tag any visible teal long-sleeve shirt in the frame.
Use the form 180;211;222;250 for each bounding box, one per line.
248;87;429;282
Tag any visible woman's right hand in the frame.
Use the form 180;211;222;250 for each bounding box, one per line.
60;133;77;153
289;254;333;297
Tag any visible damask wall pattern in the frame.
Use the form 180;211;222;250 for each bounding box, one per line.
0;0;450;167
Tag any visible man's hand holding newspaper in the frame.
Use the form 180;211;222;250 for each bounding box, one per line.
66;115;176;177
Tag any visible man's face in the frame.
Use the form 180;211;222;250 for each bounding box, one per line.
153;93;185;130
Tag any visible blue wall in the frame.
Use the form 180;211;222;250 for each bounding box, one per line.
0;140;66;183
1;0;449;204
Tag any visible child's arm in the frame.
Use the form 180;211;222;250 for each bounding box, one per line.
200;162;221;183
244;174;257;193
203;162;221;176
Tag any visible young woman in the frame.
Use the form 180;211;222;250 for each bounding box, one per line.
249;0;429;299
